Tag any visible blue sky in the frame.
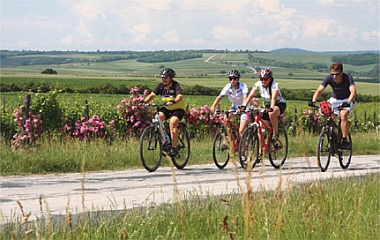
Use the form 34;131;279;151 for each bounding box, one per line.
1;0;379;52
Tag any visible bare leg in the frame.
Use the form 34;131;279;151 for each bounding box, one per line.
169;116;180;147
268;106;280;134
340;109;350;138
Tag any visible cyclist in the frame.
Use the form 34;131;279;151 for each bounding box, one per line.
308;62;356;150
240;68;286;159
210;70;249;136
142;68;186;157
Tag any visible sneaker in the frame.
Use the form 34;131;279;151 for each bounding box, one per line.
271;133;278;143
169;147;179;157
339;140;350;150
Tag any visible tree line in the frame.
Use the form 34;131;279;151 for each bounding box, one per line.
1;82;378;103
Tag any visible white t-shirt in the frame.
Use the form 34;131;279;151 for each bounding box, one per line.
253;80;285;108
219;82;249;110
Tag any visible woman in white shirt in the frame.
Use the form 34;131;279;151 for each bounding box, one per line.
210;70;249;136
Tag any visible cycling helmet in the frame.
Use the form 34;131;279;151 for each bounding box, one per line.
160;68;176;78
258;68;273;79
319;101;332;117
227;70;241;78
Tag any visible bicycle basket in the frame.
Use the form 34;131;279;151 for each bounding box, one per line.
319;101;332;117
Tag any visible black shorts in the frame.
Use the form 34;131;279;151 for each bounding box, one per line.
160;107;186;121
260;103;286;121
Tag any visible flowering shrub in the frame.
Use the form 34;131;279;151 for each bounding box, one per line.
300;109;321;134
12;106;43;150
62;115;116;143
115;87;152;139
187;105;221;137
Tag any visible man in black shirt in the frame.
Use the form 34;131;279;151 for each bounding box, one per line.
309;62;356;150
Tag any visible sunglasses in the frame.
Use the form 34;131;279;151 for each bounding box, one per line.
260;78;270;82
229;77;239;81
331;72;341;76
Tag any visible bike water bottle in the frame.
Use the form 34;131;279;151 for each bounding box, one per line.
164;129;170;143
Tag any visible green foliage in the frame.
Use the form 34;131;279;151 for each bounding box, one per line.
332;53;379;66
41;68;57;74
31;90;63;134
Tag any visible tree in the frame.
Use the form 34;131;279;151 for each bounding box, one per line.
41;68;57;74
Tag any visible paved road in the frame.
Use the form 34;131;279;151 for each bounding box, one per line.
1;155;379;224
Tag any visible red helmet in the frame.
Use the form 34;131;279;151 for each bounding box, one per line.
258;68;273;79
319;101;332;117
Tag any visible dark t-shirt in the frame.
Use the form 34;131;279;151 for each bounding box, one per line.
321;73;355;99
152;80;185;110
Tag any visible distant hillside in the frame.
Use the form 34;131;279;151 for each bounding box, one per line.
271;48;379;55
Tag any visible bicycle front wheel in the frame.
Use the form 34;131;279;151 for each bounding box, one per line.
338;132;352;169
212;130;230;169
317;130;331;172
171;123;190;169
238;126;259;170
139;126;162;172
268;127;288;169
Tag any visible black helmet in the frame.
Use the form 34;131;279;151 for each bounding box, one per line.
258;68;273;79
160;68;176;78
227;70;241;78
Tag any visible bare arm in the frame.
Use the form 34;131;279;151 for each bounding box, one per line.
312;85;325;102
270;90;278;109
243;88;257;107
348;85;356;104
210;96;222;112
144;93;156;103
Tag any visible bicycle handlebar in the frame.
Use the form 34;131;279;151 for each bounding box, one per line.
309;103;347;112
213;109;241;115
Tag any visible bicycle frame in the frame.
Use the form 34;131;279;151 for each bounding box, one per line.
313;102;352;172
217;110;241;152
317;106;345;154
147;104;170;146
249;108;274;155
140;103;191;172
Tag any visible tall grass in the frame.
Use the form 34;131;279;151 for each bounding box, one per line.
1;169;378;239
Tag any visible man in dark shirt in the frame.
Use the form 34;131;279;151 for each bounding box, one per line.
309;62;356;150
143;68;185;156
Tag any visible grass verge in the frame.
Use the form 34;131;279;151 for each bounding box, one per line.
1;172;378;239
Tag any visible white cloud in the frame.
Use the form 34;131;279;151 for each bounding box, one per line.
1;0;379;51
303;19;331;39
364;30;380;40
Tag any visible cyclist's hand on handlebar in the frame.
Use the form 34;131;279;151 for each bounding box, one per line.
239;105;246;112
341;102;350;108
308;101;316;107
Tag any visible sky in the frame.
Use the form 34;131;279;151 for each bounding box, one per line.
1;0;379;52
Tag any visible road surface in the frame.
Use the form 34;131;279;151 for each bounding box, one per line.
1;155;379;224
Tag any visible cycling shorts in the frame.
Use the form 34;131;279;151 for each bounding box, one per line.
160;107;186;121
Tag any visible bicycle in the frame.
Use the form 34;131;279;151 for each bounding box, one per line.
139;103;190;172
238;107;288;170
311;101;352;172
212;109;242;169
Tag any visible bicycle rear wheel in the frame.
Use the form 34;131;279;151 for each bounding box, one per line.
238;126;259;170
338;132;352;169
139;126;162;172
268;127;288;169
317;130;331;172
212;130;230;169
171;123;190;169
